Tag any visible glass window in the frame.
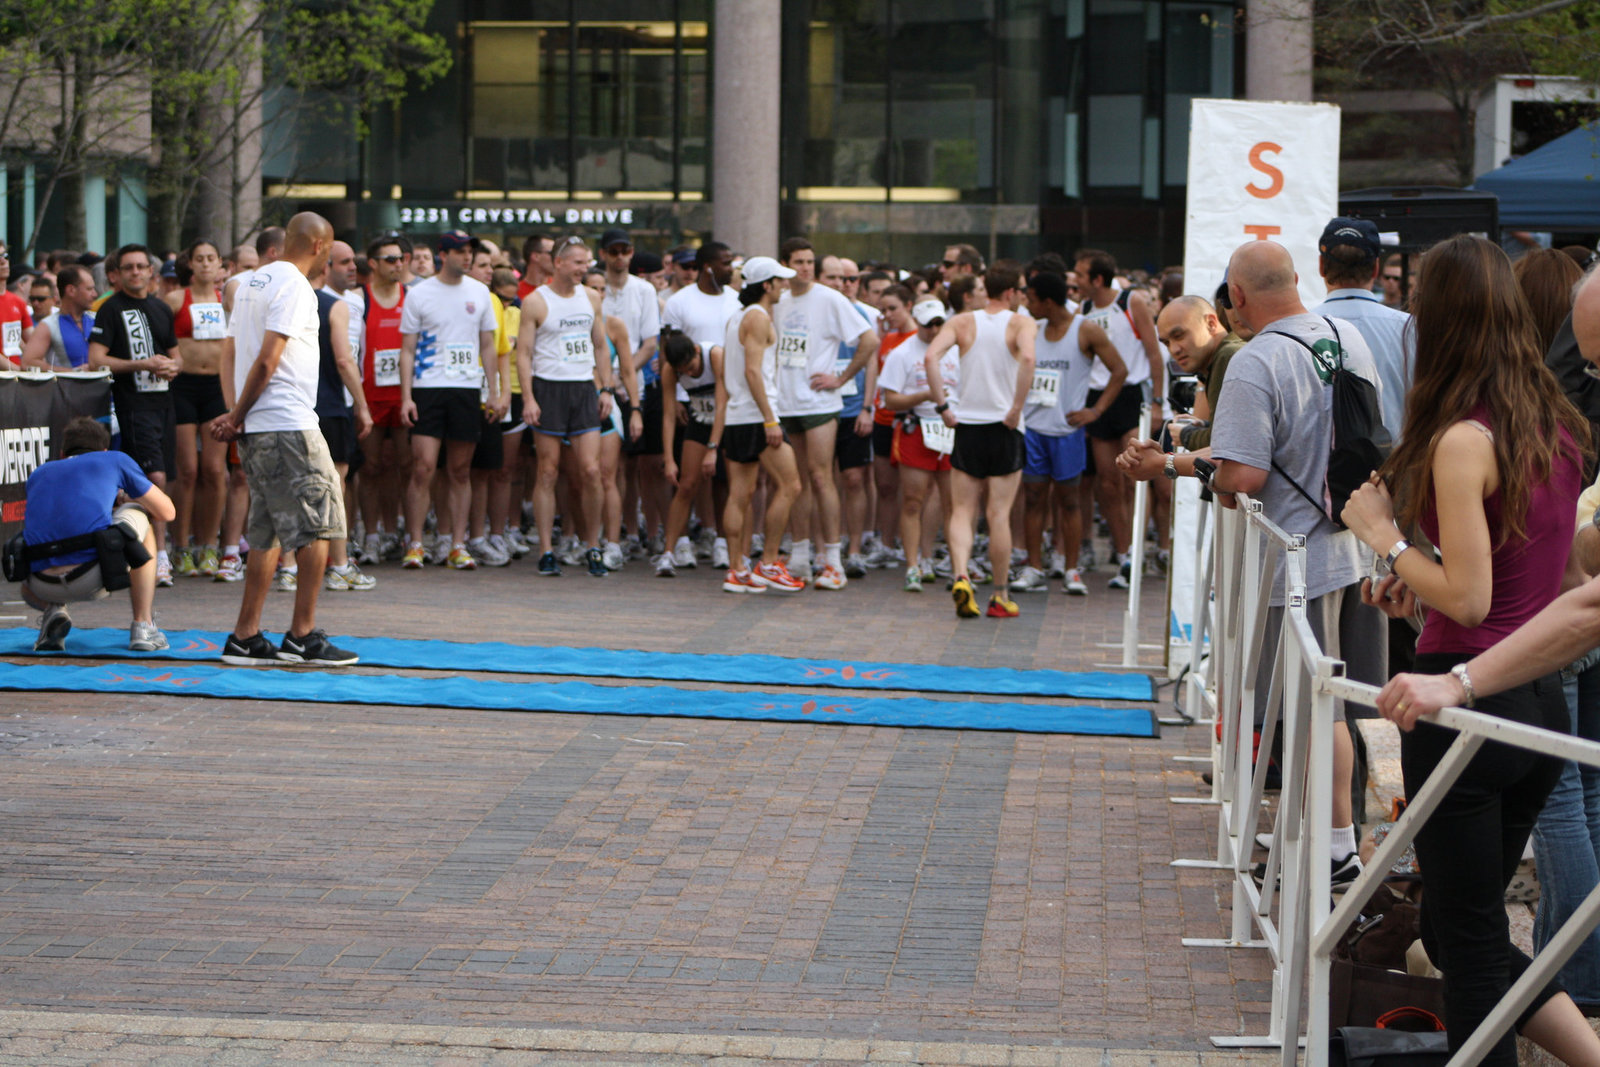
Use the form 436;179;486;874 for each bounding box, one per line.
889;1;993;199
1083;0;1147;189
470;23;570;193
1163;4;1233;186
793;2;888;198
573;22;680;195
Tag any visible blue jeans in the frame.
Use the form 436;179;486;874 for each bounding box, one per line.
1532;652;1600;1007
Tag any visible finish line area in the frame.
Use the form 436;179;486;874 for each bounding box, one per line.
0;560;1272;1056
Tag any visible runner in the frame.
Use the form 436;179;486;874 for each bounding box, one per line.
716;256;806;594
518;234;553;300
164;240;231;580
307;252;376;592
351;233;410;565
87;243;182;587
656;243;739;577
876;298;961;593
923;264;1036;618
866;285;917;570
516;235;613;577
819;254;880;578
211;211;357;667
20;263;94;370
464;244;515;567
579;268;644;569
599;228;661;562
1012;270;1125;597
397;230;502;571
0;238;34;366
773;237;878;589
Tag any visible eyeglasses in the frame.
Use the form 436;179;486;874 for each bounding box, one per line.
941;260;957;269
377;254;404;264
559;236;586;249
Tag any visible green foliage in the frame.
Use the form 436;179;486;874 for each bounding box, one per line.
279;0;452;121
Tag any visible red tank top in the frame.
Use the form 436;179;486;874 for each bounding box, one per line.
1416;407;1583;656
361;283;407;400
173;287;224;340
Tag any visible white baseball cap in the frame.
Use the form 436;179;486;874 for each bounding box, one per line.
742;256;796;286
912;299;947;326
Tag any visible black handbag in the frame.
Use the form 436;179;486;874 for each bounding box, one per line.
1330;1026;1450;1067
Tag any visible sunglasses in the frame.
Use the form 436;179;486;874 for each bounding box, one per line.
1584;363;1600;382
377;254;405;264
1382;274;1402;282
840;276;859;284
559;236;586;249
941;260;957;268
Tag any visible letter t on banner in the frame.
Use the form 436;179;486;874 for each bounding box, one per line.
1182;99;1341;309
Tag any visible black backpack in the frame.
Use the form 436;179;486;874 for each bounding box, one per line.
1264;317;1391;530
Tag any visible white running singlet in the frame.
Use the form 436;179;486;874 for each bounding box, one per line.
954;309;1025;429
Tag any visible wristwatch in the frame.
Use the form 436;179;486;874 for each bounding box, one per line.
1163;454;1178;480
1381;538;1412;576
934;401;949;414
1449;662;1476;708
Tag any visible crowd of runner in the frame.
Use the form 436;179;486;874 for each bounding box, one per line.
6;229;1218;619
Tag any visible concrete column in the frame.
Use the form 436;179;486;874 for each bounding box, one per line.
711;0;781;254
1245;0;1312;102
84;174;107;253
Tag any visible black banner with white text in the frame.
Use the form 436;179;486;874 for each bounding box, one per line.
0;373;113;539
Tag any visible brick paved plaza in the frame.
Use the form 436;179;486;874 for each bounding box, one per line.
0;555;1277;1065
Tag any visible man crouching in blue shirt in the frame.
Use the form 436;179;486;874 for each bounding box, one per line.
21;416;175;652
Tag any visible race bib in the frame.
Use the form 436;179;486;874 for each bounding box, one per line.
920;417;955;455
834;358;859;397
374;348;401;387
134;369;168;393
189;302;226;341
444;342;479;380
561;331;593;366
121;308;167;392
2;320;20;357
1027;368;1062;407
689;392;716;424
778;329;807;370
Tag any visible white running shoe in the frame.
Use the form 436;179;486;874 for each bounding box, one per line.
559;535;586;567
469;536;510;568
654;552;677;577
711;538;730;569
1010;565;1048;593
671;537;697;569
1064;568;1089;596
1046;552;1067;579
602;541;627;571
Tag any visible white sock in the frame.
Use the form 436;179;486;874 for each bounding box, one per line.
157;549;170;563
1331;824;1358;860
224;544;240;558
791;538;812;562
825;542;842;570
282;564;298;576
675;535;692;552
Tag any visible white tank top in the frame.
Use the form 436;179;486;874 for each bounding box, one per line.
955;309;1025;429
1081;295;1149;390
676;340;719;425
723;305;775;426
532;283;599;383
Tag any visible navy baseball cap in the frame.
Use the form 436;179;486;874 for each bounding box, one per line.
1319;217;1382;259
438;229;477;252
671;248;698;267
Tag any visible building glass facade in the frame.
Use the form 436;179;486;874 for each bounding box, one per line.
282;0;1235;271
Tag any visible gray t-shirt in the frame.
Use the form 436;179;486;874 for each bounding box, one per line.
1210;313;1379;604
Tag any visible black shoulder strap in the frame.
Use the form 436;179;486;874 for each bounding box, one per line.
1258;318;1345;524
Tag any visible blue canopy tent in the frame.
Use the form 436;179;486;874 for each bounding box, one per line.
1473;122;1600;230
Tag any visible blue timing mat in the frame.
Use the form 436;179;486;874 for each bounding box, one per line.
0;627;1155;701
0;661;1160;737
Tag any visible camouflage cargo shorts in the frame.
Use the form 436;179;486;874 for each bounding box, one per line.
238;429;346;554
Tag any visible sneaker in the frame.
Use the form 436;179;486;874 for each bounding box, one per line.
1108;559;1131;590
749;533;765;557
381;532;406;562
156;555;174;587
671;538;697;569
787;554;813;582
278;628;359;667
722;568;765;594
1078;541;1096;572
488;533;516;565
34;604;71;652
559;535;586;567
1046;551;1067;580
1332;852;1364;889
401;543;426;569
1010;565;1048;593
129;620;169;652
214;553;245;582
448;545;477;570
429;538;453;567
359;535;383;566
813;564;847;590
931;556;953;579
196;545;220;576
502;528;530;559
221;631;280;666
951;576;980;618
598;541;625;571
586;546;608;577
174;548;197;578
693;528;716;560
753;560;805;592
272;567;298;592
468;536;508;568
969;557;992;585
986;593;1020;618
324;563;377;591
538;551;561;577
1063;568;1089;596
712;539;730;569
903;566;923;593
647;534;666;557
654;552;676;577
844;553;868;579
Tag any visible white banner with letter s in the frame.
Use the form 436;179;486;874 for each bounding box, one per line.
1182;99;1341;309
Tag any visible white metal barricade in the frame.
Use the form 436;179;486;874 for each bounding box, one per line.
1107;405;1164;668
1174;493;1600;1066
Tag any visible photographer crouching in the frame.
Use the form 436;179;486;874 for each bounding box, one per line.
7;416;176;652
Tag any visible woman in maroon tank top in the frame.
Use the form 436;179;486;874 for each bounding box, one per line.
1341;235;1594;1065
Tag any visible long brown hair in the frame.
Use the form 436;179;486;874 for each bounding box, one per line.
1512;247;1583;355
1383;235;1589;546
